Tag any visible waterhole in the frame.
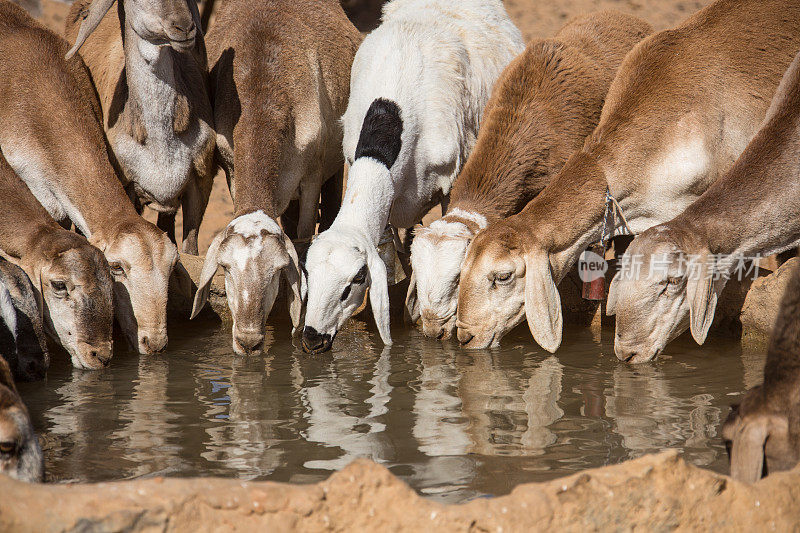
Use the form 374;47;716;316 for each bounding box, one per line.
17;318;764;504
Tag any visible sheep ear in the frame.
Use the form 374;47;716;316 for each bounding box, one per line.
190;230;225;319
606;271;621;316
187;0;203;37
280;233;303;330
404;270;420;324
686;253;719;345
523;250;562;353
65;0;116;59
730;418;768;483
35;269;47;336
366;247;392;346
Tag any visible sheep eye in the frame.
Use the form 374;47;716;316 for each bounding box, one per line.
50;280;68;296
0;441;17;455
352;266;367;285
495;272;513;284
341;285;351;301
109;262;125;278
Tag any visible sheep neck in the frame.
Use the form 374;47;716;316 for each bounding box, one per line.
333;158;395;248
123;25;182;141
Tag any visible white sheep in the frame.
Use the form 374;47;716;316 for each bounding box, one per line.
301;0;524;353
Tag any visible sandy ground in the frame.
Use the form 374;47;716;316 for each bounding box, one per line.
31;0;712;254
3;451;800;531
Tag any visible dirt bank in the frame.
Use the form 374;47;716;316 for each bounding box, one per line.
2;451;798;531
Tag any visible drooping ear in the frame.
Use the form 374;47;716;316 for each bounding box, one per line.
606;271;622;316
366;247;392;346
523;250;562;353
190;230;226;319
280;233;304;330
729;417;768;483
404;270;420;324
35;269;47;335
686;253;721;345
187;0;203;37
65;0;117;59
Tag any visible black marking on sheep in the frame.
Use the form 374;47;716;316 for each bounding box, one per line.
354;98;403;168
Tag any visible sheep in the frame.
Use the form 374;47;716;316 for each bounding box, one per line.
0;0;180;355
722;261;800;483
406;11;652;340
192;0;362;355
606;48;800;362
302;0;524;354
455;0;800;353
0;354;43;483
64;0;215;255
0;257;48;382
0;152;114;370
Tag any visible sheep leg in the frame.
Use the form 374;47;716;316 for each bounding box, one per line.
281;201;300;240
319;167;343;233
297;182;322;239
157;211;177;246
180;172;212;256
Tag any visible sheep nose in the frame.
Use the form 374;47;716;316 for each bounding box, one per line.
139;332;167;354
302;326;332;354
614;343;638;363
90;349;111;367
457;328;474;346
234;330;264;355
78;341;112;369
170;17;195;34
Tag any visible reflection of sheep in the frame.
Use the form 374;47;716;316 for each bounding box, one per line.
413;352;471;456
301;349;393;470
723;262;800;483
459;355;563;456
521;357;564;451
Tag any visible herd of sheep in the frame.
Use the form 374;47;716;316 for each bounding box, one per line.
0;0;798;492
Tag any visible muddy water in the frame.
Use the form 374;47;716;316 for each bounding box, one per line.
17;317;765;504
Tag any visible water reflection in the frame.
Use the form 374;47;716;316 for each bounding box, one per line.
459;354;563;456
16;322;759;501
113;357;184;478
301;347;393;470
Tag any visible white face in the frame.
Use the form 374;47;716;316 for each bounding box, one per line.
193;212;304;355
456;240;527;349
104;228;178;355
608;235;691;363
409;223;472;339
303;235;370;353
218;221;291;356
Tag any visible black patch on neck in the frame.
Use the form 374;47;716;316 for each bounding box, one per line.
354;98;403;169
